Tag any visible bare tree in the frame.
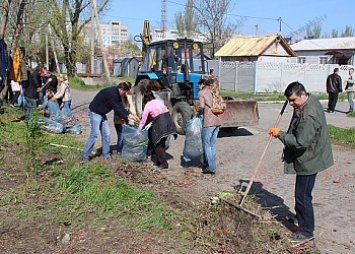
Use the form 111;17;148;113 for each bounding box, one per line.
48;0;109;76
193;0;236;58
0;0;12;40
175;0;198;37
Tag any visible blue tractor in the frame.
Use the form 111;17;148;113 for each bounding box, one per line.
132;38;205;134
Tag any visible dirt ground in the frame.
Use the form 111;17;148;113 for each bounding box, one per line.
70;88;355;254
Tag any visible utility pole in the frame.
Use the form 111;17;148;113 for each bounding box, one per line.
91;0;110;79
161;0;166;39
278;17;282;34
90;4;95;74
45;31;49;69
255;24;258;36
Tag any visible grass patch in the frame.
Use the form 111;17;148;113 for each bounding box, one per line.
0;109;184;238
220;90;344;102
328;125;355;149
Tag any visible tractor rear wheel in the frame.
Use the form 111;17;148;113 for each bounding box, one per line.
132;79;148;116
172;101;192;134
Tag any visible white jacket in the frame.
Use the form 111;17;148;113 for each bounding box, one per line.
54;80;71;101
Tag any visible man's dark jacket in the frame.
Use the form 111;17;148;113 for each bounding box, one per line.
23;70;41;99
89;86;129;120
277;94;334;175
326;73;342;93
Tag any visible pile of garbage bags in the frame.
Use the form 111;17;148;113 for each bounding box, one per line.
38;108;81;134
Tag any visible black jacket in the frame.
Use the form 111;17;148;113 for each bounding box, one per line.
326;73;342;93
151;112;178;145
47;74;58;92
24;70;41;99
89;86;129;120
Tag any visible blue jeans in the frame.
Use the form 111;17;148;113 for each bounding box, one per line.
347;92;354;112
202;126;220;172
295;174;317;237
24;97;37;121
82;111;111;159
63;100;71;110
114;123;123;154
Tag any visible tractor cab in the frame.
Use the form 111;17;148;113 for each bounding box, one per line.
136;39;205;102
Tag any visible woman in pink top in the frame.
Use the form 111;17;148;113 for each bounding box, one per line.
138;90;177;169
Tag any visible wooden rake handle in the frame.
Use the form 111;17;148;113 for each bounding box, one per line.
239;100;288;206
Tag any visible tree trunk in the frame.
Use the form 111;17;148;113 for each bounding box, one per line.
64;46;77;77
0;0;11;40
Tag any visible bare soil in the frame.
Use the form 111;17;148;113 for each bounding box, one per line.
1;89;354;253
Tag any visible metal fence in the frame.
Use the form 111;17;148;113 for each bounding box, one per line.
216;60;354;93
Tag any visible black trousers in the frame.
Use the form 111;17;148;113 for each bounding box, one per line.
328;92;339;111
151;137;168;167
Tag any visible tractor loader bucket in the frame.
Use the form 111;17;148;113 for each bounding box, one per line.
219;100;259;128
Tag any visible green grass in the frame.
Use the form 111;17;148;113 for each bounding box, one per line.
220;90;345;102
328;125;355;149
0;109;185;235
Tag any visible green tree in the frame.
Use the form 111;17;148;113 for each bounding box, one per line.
331;29;339;38
48;0;109;76
306;21;322;39
175;0;198;37
341;25;354;37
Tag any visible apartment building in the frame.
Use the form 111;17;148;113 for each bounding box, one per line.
84;20;129;48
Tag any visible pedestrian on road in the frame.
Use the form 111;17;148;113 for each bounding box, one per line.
269;82;334;243
82;83;134;161
326;68;342;113
198;77;221;174
344;67;354;113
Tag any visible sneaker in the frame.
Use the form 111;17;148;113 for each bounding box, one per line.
202;170;215;175
289;232;314;243
159;163;169;169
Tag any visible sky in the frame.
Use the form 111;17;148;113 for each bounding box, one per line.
101;0;353;41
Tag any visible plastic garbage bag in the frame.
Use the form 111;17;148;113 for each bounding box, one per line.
38;117;64;134
121;124;149;162
182;116;204;166
59;108;76;128
65;120;81;134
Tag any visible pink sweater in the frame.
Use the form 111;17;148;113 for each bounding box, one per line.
138;99;169;130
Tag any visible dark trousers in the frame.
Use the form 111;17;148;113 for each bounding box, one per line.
328;92;339;111
295;174;317;237
151;137;168;167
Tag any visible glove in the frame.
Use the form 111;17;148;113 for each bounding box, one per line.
269;128;280;137
127;114;137;126
128;119;136;126
133;114;140;121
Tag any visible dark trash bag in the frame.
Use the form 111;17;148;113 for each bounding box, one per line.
121;124;149;162
182;116;204;166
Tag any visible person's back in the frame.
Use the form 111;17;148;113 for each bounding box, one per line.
24;69;41;99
